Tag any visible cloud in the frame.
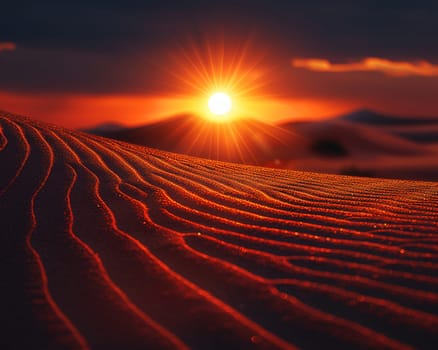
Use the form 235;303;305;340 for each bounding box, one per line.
0;42;16;52
292;57;438;77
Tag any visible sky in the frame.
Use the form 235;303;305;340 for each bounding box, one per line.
1;0;438;128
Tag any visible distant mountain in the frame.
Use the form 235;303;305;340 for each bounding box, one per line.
281;109;438;146
95;114;303;165
337;109;438;126
80;122;126;136
336;109;438;144
393;128;438;143
82;111;438;180
281;118;424;157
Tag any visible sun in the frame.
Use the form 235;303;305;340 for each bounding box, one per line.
167;38;272;123
208;92;232;116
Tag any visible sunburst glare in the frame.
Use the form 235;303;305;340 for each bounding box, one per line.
155;36;291;164
166;36;273;122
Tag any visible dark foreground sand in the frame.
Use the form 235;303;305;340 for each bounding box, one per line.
1;112;438;349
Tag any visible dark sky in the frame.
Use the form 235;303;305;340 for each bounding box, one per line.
1;0;438;126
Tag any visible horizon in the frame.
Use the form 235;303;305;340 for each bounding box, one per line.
2;106;438;130
77;107;438;131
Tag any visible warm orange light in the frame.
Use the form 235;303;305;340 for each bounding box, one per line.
165;37;273;122
207;92;232;118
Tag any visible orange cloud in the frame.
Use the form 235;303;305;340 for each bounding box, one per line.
0;42;16;52
292;57;438;77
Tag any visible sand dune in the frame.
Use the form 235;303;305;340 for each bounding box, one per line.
100;114;299;165
1;111;438;349
88;111;438;181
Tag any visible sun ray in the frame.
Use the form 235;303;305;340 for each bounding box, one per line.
158;36;283;163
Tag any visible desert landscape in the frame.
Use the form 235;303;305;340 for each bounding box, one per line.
2;1;438;349
2;111;438;349
86;109;438;182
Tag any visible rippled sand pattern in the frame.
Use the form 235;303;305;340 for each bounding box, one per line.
1;112;438;349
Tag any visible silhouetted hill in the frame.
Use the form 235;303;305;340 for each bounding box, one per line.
97;114;303;165
337;109;438;126
82;111;438;180
281;118;424;157
80;122;126;136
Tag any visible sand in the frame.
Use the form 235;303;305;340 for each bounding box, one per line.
1;111;438;349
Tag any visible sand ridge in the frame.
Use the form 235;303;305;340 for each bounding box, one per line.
1;112;438;349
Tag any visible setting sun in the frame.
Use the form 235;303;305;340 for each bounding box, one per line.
208;92;232;116
166;38;276;123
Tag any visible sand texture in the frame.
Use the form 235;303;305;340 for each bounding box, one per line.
1;112;438;349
